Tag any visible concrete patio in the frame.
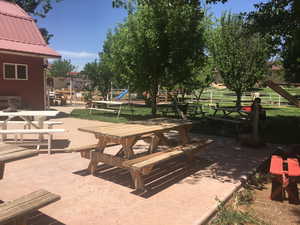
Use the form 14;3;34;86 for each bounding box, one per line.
0;109;274;225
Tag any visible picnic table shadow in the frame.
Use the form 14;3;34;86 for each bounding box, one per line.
72;137;272;198
27;210;65;225
18;139;71;154
73;154;214;198
0;205;65;225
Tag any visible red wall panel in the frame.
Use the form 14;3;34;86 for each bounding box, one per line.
0;53;45;109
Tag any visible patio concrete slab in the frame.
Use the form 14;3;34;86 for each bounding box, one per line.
0;110;274;225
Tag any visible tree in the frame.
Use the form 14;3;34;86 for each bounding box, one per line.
209;13;270;107
247;0;300;82
110;0;205;115
5;0;63;43
206;0;300;83
81;60;113;100
48;59;75;77
6;0;62;17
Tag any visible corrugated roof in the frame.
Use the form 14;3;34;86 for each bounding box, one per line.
0;0;60;58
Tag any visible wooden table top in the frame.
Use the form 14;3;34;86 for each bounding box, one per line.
78;120;192;138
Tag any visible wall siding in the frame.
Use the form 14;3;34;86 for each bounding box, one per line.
0;53;45;109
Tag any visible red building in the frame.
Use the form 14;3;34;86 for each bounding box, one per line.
0;1;60;109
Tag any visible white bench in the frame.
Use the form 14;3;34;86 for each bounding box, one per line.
0;129;65;154
0;121;63;129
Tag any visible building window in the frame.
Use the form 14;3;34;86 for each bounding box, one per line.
3;63;28;80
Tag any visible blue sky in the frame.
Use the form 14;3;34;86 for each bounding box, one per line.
37;0;261;71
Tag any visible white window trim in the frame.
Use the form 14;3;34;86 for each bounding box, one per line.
3;63;28;80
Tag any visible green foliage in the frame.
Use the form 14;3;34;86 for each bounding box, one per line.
48;59;75;77
205;0;300;82
5;0;63;43
81;60;113;100
82;31;117;100
235;189;254;205
109;0;205;115
6;0;62;18
208;13;270;107
210;198;267;225
248;0;300;82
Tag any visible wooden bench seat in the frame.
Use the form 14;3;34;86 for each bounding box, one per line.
0;129;65;154
66;143;118;153
0;144;37;163
0;121;63;129
0;189;60;225
0;144;39;180
124;139;214;191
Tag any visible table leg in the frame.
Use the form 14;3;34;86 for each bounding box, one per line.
37;116;46;142
1;120;7;141
177;126;191;144
130;169;144;191
156;133;170;146
88;138;108;175
121;137;137;159
0;160;5;180
213;108;218;116
117;105;122;118
148;135;160;153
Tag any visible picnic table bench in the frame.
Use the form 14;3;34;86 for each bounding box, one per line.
0;129;65;154
123;139;213;191
0;189;60;225
0;121;63;129
0;144;39;180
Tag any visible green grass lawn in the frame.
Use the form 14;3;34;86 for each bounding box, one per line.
71;99;300;144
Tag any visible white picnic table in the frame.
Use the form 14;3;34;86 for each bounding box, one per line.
0;110;59;141
89;101;126;118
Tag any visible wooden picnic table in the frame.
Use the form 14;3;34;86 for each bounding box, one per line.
78;120;193;175
212;106;250;118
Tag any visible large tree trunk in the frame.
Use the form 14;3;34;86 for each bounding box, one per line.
150;93;157;116
149;85;159;116
235;91;242;108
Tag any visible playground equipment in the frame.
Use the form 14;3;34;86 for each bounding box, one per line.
266;80;300;107
115;89;128;100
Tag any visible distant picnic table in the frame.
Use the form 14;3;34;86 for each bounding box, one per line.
89;101;131;118
212;106;250;118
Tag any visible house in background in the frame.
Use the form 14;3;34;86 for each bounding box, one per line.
47;72;91;92
0;0;60;109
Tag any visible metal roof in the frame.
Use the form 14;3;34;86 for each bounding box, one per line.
0;0;60;58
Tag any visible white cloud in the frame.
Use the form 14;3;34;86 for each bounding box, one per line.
58;50;98;59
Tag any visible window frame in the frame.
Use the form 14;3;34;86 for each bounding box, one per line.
3;63;28;80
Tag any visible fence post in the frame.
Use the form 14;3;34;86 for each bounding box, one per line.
278;95;281;106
